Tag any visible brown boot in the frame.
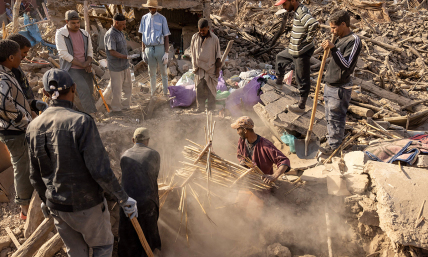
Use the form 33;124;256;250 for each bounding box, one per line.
288;96;308;113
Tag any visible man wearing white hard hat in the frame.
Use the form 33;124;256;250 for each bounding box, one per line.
139;0;171;98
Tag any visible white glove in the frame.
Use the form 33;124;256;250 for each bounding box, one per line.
127;54;140;60
142;52;148;63
120;197;138;219
162;53;168;65
41;202;50;218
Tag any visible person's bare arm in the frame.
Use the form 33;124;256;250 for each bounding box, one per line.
84;56;93;73
164;36;169;52
71;58;86;68
109;50;127;59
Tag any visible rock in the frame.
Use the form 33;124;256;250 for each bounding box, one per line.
0;237;11;251
177;60;192;74
416;155;428;168
344;151;369;174
168;65;178;77
344;174;369;195
358;197;380;227
300;165;328;195
365;161;428;248
266;243;291;257
0;248;11;257
12;227;21;236
18;238;26;245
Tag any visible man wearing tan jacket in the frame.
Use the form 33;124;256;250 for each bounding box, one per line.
191;18;221;113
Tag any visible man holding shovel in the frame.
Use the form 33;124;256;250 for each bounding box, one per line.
274;0;319;113
319;10;362;155
118;128;161;257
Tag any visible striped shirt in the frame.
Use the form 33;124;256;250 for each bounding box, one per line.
288;4;319;56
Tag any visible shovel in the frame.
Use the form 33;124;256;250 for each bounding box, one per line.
295;34;336;159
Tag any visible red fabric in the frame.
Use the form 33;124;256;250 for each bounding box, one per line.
410;134;428;144
274;0;287;6
68;30;86;69
237;136;290;175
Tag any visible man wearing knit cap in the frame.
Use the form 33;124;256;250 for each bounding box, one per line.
119;127;162;257
105;13;134;115
55;10;97;115
231;116;291;184
27;69;138;257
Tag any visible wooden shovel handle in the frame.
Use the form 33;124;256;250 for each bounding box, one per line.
130;216;154;257
308;34;337;133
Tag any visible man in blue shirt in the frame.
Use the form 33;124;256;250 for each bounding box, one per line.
139;0;171;98
6;3;13;24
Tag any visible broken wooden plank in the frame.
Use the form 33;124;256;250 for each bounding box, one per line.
348;105;374;117
11;217;55;257
5;227;21;248
33;233;64;257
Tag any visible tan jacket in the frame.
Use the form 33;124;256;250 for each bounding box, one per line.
190;31;221;95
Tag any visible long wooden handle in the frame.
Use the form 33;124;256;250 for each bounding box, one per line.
308;34;336;133
92;73;110;112
130;216;154;257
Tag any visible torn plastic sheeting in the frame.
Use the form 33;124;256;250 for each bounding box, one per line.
225;76;264;117
168;84;196;108
20;13;56;50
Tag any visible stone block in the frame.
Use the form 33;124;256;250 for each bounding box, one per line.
0;236;11;252
344;151;369;174
345;174;369;195
365;161;428;249
416;155;428;168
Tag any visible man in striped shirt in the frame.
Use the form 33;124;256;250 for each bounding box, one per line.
274;0;319;113
319;10;362;155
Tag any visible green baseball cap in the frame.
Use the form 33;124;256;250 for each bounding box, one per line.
133;127;150;141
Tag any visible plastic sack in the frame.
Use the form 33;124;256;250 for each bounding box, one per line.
225;76;262;116
217;70;228;92
168;84;196;108
176;70;195;86
283;70;293;85
281;132;296;153
216;90;230;100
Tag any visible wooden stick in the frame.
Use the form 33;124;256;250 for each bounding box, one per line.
323;131;355;165
42;3;50;20
221;40;234;67
36;8;43;21
48;57;60;69
84;1;90;33
12;0;22;34
418;200;426;220
104;4;114;17
11;217;55;257
230;167;254;187
325;205;333;257
193;142;212;164
5;227;21;248
180;170;197;187
20;19;51;28
362;120;402;139
130;216;154;257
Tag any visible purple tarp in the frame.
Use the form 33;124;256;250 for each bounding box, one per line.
225;76;262;116
168;84;196;108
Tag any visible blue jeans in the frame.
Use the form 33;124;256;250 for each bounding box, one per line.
145;45;168;95
324;83;352;149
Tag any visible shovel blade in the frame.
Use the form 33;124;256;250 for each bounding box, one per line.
295;138;320;159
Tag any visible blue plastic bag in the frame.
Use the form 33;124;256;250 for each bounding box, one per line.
281;133;296;153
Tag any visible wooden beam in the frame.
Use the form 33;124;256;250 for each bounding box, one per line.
33;233;64;257
42;3;50;20
117;5;123;14
221;40;234;67
5;227;21;248
12;0;22;34
11;217;55;257
84;1;91;33
104;4;113;17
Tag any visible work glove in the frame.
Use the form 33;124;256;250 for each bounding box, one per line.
162;52;168;65
120;197;138;219
141;52;148;63
41;202;50;218
127;54;140;60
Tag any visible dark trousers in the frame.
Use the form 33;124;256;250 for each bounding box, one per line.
324;83;352;149
196;78;216;111
276;47;314;98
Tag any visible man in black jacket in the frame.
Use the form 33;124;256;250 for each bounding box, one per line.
27;69;138;257
118;127;161;257
320;10;362;154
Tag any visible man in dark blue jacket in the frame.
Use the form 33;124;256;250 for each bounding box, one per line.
118;127;161;257
320;10;362;154
27;69;138;257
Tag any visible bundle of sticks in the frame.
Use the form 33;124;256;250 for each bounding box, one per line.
177;140;274;191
